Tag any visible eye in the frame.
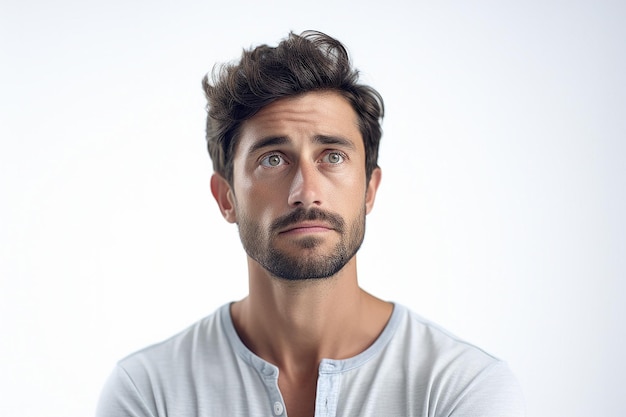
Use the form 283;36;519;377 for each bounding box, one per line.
321;151;345;164
260;153;286;167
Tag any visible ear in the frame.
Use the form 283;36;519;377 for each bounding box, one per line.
365;167;382;215
210;173;237;223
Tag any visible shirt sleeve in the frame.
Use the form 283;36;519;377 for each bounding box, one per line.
96;364;156;417
447;361;526;417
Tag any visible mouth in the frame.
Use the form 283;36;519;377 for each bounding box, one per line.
279;222;335;235
271;208;345;236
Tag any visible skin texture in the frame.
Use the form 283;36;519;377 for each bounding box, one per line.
210;90;392;417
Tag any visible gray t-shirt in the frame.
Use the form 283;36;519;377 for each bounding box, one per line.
97;303;525;416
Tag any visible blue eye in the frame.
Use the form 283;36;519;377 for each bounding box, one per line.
260;154;286;167
322;152;345;164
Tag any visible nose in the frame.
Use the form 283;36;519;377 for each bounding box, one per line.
287;161;322;208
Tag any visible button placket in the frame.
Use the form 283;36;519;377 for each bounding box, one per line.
257;362;285;417
316;360;341;417
273;401;284;415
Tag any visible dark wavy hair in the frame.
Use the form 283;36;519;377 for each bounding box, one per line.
202;30;384;184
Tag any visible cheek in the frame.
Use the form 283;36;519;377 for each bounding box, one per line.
337;172;367;200
326;182;366;220
235;182;280;223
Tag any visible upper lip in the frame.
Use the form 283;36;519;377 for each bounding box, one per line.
278;221;334;233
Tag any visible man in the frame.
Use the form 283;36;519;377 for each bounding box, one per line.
97;31;525;417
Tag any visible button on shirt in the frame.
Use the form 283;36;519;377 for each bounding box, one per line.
97;303;525;417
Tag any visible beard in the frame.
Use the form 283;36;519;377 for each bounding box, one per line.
237;206;366;281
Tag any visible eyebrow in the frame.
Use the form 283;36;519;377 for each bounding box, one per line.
247;134;357;156
247;136;290;156
313;135;357;150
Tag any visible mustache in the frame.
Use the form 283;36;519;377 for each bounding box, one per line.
271;208;345;233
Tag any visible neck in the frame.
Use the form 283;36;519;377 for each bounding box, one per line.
230;256;392;377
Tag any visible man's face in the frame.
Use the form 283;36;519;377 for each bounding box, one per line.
217;90;380;280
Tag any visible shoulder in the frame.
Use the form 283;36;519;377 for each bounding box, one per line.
119;304;228;370
391;305;508;369
388;304;526;416
96;304;233;417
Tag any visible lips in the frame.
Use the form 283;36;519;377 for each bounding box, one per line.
271;208;345;235
279;222;334;234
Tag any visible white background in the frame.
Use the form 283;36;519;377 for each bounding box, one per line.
1;1;624;416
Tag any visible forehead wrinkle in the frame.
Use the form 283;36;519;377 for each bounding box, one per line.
238;91;363;159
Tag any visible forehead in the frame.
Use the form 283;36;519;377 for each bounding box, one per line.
237;91;362;153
